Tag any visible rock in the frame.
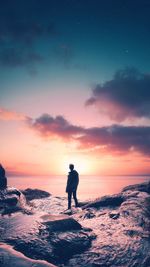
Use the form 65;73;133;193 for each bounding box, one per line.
11;238;56;264
7;188;21;197
50;231;92;262
0;243;57;267
0;164;7;190
83;210;96;219
119;192;150;230
0;187;22;215
65;182;150;267
82;194;124;209
123;229;142;237
122;181;150;194
41;214;82;231
0;196;18;206
21;188;51;201
1;181;150;267
0;209;92;265
109;212;120;219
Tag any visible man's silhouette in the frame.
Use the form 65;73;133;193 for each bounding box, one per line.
66;164;79;209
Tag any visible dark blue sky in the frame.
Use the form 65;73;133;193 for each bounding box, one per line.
1;0;150;111
1;0;150;80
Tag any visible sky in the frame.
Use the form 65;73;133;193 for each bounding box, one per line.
1;0;150;176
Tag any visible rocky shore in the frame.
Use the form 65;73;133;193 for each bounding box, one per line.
0;181;150;267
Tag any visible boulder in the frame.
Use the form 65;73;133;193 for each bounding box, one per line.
0;187;22;215
41;214;82;231
49;231;92;262
22;188;51;201
0;164;7;190
82;194;124;209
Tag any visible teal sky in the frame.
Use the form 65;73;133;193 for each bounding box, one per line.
1;0;150;114
1;0;150;175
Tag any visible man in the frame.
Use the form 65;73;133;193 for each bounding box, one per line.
66;164;79;210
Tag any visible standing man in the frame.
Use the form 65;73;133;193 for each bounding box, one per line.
66;164;79;210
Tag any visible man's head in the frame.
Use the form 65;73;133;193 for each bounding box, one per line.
69;164;74;171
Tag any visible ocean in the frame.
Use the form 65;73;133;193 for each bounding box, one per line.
8;175;150;201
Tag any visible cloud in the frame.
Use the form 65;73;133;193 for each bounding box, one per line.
0;107;27;121
0;20;57;45
2;107;150;156
78;125;150;155
28;113;150;156
86;68;150;122
0;0;58;45
27;114;84;140
0;2;58;71
0;48;43;68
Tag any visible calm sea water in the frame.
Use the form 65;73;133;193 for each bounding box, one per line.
8;175;150;201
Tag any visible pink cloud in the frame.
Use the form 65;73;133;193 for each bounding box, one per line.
27;113;84;140
28;113;150;156
86;68;150;122
0;107;27;121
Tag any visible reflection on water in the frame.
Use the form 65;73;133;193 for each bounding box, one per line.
8;175;150;201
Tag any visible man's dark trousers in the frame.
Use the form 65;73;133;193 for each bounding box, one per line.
68;190;78;209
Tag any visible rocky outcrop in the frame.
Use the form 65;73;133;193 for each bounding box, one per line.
0;193;93;266
0;181;150;267
82;193;124;209
21;188;51;201
0;243;57;267
66;181;150;267
0;164;7;190
122;181;150;194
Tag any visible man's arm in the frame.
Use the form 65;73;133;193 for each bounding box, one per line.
66;175;70;192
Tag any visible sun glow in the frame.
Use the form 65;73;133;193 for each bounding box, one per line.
61;155;92;175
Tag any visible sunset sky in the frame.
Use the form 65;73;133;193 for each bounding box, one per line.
1;0;150;176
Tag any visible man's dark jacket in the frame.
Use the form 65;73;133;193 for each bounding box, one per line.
66;170;79;193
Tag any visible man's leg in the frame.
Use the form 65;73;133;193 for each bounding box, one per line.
73;190;78;207
68;191;72;209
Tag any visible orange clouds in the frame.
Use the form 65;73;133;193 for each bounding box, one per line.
0;107;27;121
